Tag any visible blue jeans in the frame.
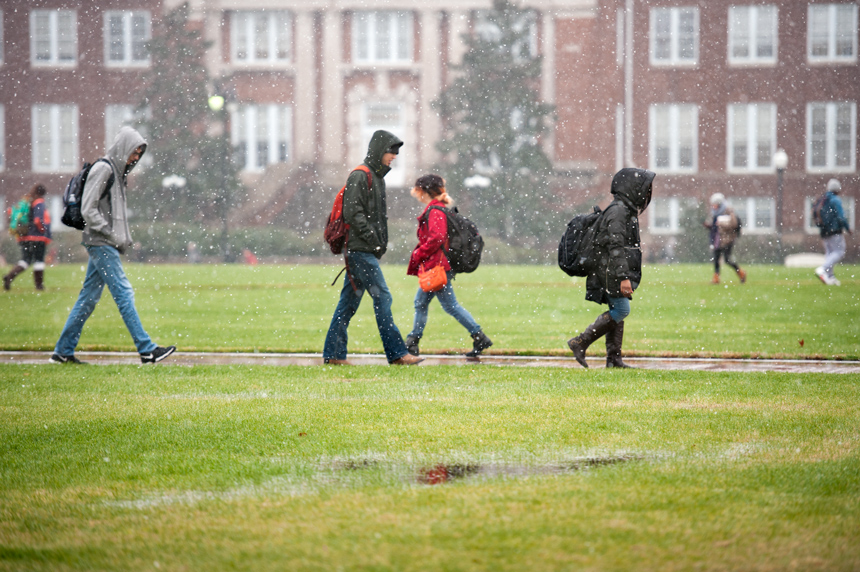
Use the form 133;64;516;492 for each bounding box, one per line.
323;251;408;363
54;245;157;356
409;272;481;339
607;296;631;324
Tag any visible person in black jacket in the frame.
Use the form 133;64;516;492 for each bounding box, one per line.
568;168;655;368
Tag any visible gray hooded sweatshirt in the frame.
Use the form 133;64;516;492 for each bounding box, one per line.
81;126;147;252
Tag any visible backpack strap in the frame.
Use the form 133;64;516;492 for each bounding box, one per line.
96;158;115;202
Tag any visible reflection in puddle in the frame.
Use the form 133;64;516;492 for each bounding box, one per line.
417;455;641;485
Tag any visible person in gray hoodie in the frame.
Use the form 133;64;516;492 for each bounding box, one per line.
51;127;175;364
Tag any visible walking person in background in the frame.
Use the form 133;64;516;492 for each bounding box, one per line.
51;127;175;365
4;184;52;291
567;168;655;369
814;179;852;286
404;174;492;358
703;193;746;285
322;130;422;366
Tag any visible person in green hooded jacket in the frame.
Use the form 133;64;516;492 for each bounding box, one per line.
323;130;423;366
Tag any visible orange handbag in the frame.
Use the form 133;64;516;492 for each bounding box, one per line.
418;264;447;292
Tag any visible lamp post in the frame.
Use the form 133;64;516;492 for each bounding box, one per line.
208;91;236;263
774;148;788;261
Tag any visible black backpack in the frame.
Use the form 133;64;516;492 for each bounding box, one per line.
423;206;484;274
558;206;602;277
812;193;828;228
61;159;114;230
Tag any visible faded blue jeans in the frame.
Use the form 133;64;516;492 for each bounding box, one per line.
54;245;157;356
323;251;409;363
607;296;631;323
409;272;481;339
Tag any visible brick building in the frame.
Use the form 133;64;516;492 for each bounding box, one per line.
0;0;857;259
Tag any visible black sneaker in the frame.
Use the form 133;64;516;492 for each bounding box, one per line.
140;346;176;364
49;353;87;365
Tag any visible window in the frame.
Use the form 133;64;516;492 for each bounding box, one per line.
31;10;77;66
731;197;775;234
475;9;537;60
649;197;681;234
105;105;151;167
352;11;413;64
649;104;698;173
104;11;150;66
650;7;698;66
362;102;406;186
231;11;292;64
808;4;858;63
0;11;5;65
231;104;292;172
32;104;78;173
804;195;855;234
728;5;778;64
727;103;776;172
807;102;856;172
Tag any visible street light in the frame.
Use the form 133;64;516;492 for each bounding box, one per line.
208;89;237;262
774;149;788;260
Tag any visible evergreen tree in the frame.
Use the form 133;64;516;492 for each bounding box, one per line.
434;0;555;246
133;2;240;224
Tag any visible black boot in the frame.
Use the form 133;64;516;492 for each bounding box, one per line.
605;320;634;368
3;264;26;291
567;312;614;368
405;335;420;356
465;331;493;357
34;270;44;291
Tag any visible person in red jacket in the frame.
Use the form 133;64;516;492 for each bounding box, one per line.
405;174;492;358
4;184;52;291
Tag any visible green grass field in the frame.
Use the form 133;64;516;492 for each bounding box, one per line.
1;364;858;570
0;263;858;358
1;263;858;570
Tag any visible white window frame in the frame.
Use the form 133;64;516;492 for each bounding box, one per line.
230;11;292;65
0;104;5;172
731;197;776;234
727;103;777;173
104;11;151;67
649;6;699;67
30;10;77;67
728;5;778;65
31;104;79;173
804;195;855;234
808;4;858;63
649;104;698;173
362;102;406;187
0;11;5;66
648;197;681;235
352;11;413;65
230;104;293;172
806;102;857;173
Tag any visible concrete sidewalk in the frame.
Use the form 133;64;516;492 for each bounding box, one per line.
2;351;859;374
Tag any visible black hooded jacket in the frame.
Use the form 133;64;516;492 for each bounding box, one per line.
585;168;655;304
343;130;404;258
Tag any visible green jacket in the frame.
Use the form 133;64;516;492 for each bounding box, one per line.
343;130;403;258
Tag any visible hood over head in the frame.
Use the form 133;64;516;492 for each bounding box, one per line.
611;168;655;214
364;130;403;176
107;126;147;178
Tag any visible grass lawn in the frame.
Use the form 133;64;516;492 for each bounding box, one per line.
0;263;858;359
1;363;858;571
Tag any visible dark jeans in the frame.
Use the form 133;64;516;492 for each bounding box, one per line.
713;243;739;274
323;251;409;363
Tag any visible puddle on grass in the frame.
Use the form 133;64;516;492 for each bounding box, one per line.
417;455;643;485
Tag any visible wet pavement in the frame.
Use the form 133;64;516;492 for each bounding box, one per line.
2;351;859;373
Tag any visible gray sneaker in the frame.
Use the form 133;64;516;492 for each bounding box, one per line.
140;346;176;364
49;353;87;365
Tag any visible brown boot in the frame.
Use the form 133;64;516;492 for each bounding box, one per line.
3;264;26;291
567;312;614;368
34;270;44;290
711;273;720;284
605;320;634;368
392;353;424;365
736;268;746;283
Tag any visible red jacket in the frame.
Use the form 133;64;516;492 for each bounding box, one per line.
407;200;451;276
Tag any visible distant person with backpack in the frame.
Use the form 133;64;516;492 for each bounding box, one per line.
814;178;852;286
50;127;175;365
322;130;422;366
703;193;746;285
404;174;492;358
567;168;655;368
3;184;52;291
